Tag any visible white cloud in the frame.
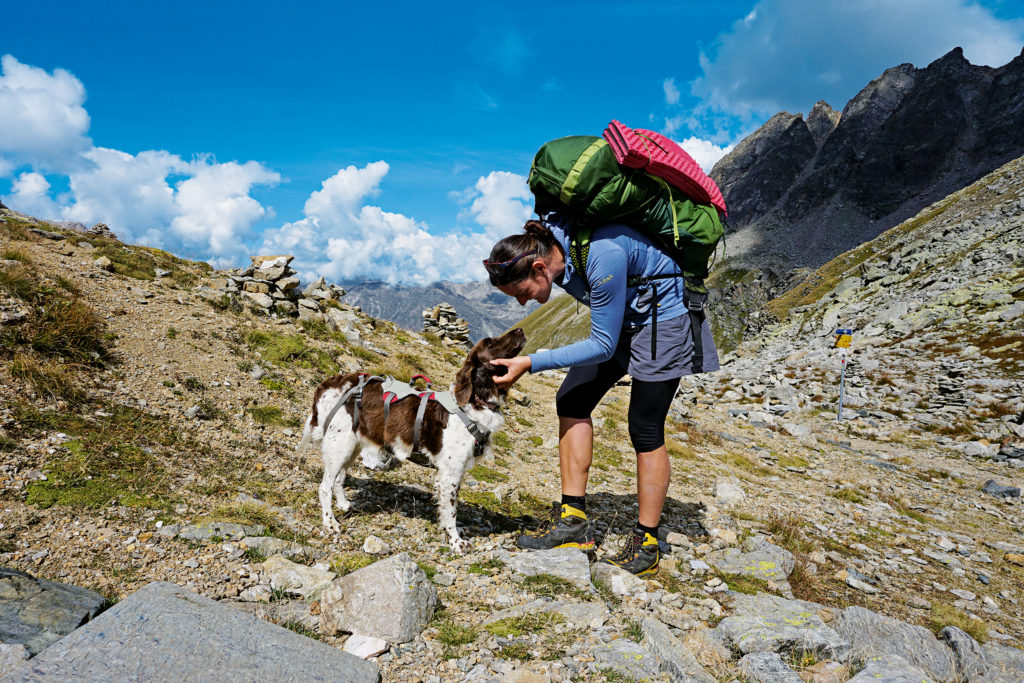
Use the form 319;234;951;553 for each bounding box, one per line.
676;137;736;173
260;164;510;286
2;172;61;219
0;54;92;174
464;171;532;238
662;78;681;106
687;0;1024;132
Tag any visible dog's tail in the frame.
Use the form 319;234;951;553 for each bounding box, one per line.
297;414;314;452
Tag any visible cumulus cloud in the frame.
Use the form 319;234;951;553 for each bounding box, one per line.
259;164;517;285
2;172;62;219
0;54;92;174
464;171;532;238
686;0;1024;135
676;137;735;173
0;55;280;263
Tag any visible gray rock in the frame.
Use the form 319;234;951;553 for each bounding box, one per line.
940;626;988;681
963;441;994;458
847;654;936;683
714;476;746;505
0;644;29;678
2;582;378;682
981;479;1021;499
591;639;662;680
591;563;647;597
640;617;716;682
738;651;803;683
93;256;113;271
712;593;848;661
262;556;335;598
832;606;954;681
242;291;274;309
240;536;316;561
499;548;592;592
176;521;264;542
319;552;435;643
224;598;320;632
982;642;1024;682
704;536;795;584
998;301;1024;322
0;567;106;656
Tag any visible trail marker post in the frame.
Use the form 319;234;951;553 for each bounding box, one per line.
834;328;853;421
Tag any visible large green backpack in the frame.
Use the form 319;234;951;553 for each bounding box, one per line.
527;135;724;289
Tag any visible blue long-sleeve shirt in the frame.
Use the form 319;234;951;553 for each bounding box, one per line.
528;219;690;373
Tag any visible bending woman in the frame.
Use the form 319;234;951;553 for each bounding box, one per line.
484;218;718;576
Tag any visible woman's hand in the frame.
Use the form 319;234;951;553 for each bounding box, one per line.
490;356;531;389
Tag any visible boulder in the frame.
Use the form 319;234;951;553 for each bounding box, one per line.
499;548;593;592
832;605;955;682
846;654;936;683
319;552;435;643
481;599;607;631
591;639;662;681
738;651;803;683
640;617;717;682
262;556;335;598
93;256;113;271
591;562;647;597
714;476;746;505
0;567;107;655
2;582;378;682
712;592;848;661
704;536;795;585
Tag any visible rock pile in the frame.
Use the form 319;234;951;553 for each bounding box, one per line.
935;360;969;409
209;255;346;323
421;302;470;347
86;222;117;240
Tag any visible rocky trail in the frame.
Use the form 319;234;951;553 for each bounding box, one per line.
0;159;1023;681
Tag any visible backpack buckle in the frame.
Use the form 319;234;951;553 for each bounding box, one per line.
685;290;707;312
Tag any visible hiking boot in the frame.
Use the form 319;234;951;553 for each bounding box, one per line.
600;530;659;576
517;503;595;551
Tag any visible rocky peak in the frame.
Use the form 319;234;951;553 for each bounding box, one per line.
711;49;1024;270
805;100;840;148
710;112;816;228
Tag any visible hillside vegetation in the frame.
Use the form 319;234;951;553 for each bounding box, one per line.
1;148;1023;683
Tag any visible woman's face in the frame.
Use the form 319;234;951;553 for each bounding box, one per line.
498;266;553;306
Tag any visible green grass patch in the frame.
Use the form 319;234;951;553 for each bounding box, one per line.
435;619;478;657
280;619;320;640
247;405;300;427
9;353;87;405
927;602;987;643
329;553;376;576
484;611;563;638
721;573;771;595
246;329;339;375
521;574;589;600
830;486;865;504
467;558;505;575
468;465;508;483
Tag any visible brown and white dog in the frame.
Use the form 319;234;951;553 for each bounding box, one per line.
298;328;527;554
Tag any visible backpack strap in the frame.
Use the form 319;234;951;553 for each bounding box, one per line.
568;227;592;288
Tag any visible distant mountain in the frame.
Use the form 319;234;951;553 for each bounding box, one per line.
711;46;1024;270
340;280;539;342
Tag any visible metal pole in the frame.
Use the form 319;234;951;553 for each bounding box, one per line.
837;352;846;421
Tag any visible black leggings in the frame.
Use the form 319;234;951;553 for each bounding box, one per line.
555;359;680;452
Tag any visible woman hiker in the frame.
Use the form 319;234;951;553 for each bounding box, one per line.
483;218;719;576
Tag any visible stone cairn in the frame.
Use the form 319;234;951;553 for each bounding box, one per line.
213;255;348;327
422;303;470;348
934;359;969;410
86;222;117;240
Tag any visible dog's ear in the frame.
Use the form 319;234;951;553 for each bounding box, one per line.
454;347;479;405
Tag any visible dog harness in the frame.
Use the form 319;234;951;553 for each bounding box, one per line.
320;373;492;461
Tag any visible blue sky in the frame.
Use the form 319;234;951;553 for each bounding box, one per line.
2;0;1023;284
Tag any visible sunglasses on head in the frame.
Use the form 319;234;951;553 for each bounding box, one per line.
482;250;537;269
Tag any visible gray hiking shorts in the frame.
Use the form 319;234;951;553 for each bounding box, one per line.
616;311;720;381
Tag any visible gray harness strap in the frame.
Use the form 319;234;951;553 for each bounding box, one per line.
322;374;492;459
321;374;384;433
412;392;431;453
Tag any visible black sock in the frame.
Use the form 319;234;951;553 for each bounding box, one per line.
636;522;659;539
561;494;586;512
